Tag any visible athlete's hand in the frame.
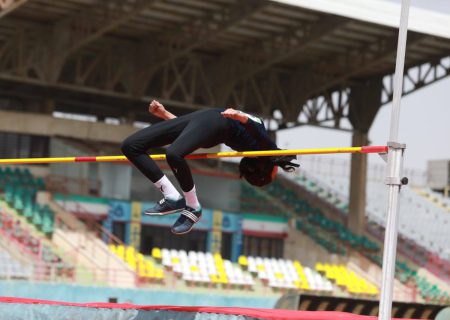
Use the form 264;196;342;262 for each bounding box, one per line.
149;100;166;118
221;108;248;124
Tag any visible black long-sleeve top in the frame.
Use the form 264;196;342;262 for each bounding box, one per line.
223;110;278;152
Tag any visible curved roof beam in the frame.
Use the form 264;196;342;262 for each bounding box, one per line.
292;32;428;98
56;0;160;56
133;0;269;95
16;0;161;81
0;0;29;19
210;14;348;102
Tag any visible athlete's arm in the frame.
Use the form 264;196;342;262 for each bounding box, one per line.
148;100;177;120
221;108;277;150
221;108;248;123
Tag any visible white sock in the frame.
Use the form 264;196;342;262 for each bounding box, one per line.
154;176;181;200
183;186;201;210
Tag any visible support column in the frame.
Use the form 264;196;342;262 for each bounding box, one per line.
42;98;55;114
123;111;136;125
348;131;369;234
347;78;383;235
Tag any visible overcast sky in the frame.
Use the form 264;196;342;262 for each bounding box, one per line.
277;0;450;171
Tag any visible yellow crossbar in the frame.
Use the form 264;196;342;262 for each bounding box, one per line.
0;146;387;165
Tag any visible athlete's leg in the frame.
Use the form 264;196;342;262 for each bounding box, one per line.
121;111;213;215
163;111;228;234
120;111;208;182
121;119;186;183
165;110;227;193
121;115;200;204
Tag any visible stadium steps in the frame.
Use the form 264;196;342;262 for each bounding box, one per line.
279;173;450;303
152;248;284;297
346;256;414;302
284;221;336;267
0;199;72;266
38;192;137;287
0;236;33;280
240;182;287;215
261;179;376;255
109;245;166;285
53;229;136;287
295;170;450;263
217;162;449;302
416;267;450;298
412;187;450;213
279;173;404;258
298;172;450;291
166;271;274;297
242;180;391;296
287;226;413;301
255;178;450;302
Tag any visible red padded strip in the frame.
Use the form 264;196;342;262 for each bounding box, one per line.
0;297;417;320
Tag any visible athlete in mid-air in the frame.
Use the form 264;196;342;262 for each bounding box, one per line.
121;100;298;235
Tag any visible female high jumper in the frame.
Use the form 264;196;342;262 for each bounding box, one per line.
121;100;298;235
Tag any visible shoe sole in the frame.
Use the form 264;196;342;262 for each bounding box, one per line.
171;224;195;235
144;208;183;216
171;213;202;235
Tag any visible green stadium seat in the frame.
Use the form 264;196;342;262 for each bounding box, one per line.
42;206;55;235
23;197;34;219
4;167;13;177
22;168;32;178
336;202;349;211
13;187;25;211
32;203;43;227
35;177;45;190
5;184;14;204
0;177;6;190
13;167;23;176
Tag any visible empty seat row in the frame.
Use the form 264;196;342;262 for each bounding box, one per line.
0;166;45;191
240;255;333;291
155;248;253;287
0;208;67;269
316;263;378;296
109;244;164;281
0;249;32;279
3;184;54;236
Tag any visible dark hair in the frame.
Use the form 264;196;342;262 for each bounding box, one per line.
239;157;274;187
239;155;299;187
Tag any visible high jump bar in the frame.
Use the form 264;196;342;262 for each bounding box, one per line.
0;146;387;165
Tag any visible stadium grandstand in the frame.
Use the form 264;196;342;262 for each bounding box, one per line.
0;0;450;319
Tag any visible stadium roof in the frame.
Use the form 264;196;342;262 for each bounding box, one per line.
275;0;450;40
0;0;449;129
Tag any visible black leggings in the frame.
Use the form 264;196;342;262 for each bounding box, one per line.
121;109;229;192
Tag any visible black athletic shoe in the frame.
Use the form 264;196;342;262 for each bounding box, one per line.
171;206;202;235
144;197;186;216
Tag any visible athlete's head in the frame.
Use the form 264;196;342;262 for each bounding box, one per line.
239;155;299;187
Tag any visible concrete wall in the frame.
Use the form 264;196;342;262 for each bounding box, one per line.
50;138;91;179
0;281;277;308
283;221;342;267
0;110;137;144
49;138;131;199
99;163;131;200
0;164;49;177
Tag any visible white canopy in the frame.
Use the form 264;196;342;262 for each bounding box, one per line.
273;0;450;39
